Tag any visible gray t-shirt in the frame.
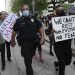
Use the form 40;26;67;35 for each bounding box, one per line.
0;20;5;45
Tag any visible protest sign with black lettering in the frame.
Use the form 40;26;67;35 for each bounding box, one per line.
52;15;75;42
0;12;18;42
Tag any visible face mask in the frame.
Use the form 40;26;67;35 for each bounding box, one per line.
22;10;29;16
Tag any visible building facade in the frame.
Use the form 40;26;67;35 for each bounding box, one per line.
5;0;11;12
43;0;66;16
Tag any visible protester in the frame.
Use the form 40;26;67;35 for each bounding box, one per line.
51;7;72;75
0;11;7;71
5;12;12;62
68;13;75;66
36;33;44;62
47;13;55;56
34;11;44;62
0;12;1;20
11;4;45;75
6;41;11;62
0;11;12;71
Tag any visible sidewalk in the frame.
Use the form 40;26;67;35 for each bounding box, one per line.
0;41;75;75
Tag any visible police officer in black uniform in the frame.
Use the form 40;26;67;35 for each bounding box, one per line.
11;4;45;75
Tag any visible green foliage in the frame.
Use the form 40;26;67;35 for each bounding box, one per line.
68;0;75;3
35;0;48;13
61;3;73;10
11;0;48;13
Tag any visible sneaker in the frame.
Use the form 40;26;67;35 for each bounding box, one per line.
1;66;5;71
8;58;11;62
39;58;44;62
73;61;75;65
49;52;54;56
33;55;38;59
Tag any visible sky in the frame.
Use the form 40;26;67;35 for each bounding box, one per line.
0;0;5;12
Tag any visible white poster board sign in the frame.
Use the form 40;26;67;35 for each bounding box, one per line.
0;12;18;42
52;15;75;42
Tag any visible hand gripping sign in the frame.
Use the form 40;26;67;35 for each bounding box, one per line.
0;12;18;42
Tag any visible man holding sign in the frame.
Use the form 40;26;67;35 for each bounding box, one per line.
0;11;6;71
0;11;17;71
52;7;72;75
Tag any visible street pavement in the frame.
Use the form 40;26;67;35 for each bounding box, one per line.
0;41;75;75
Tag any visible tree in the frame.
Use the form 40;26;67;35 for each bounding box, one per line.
61;3;73;10
68;0;75;3
11;0;48;14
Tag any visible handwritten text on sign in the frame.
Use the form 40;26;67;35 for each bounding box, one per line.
52;15;75;42
0;12;18;42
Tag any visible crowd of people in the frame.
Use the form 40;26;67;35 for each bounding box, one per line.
0;4;75;75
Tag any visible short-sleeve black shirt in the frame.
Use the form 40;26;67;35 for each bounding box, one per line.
13;16;42;41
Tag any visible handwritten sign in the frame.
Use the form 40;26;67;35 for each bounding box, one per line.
52;15;75;42
0;12;18;42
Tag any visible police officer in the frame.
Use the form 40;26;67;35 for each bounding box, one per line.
11;4;45;75
53;7;72;75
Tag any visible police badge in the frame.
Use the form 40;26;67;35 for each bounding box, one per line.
31;18;34;22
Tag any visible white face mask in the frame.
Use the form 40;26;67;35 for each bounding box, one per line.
22;10;29;16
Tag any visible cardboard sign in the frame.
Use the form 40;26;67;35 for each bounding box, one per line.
0;12;18;42
52;15;75;42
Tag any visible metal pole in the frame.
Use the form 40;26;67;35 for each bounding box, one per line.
5;0;6;11
52;0;56;10
32;0;35;15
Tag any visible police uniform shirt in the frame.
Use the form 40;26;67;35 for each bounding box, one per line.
13;16;42;42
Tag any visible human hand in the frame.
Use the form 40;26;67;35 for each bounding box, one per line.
11;41;16;47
